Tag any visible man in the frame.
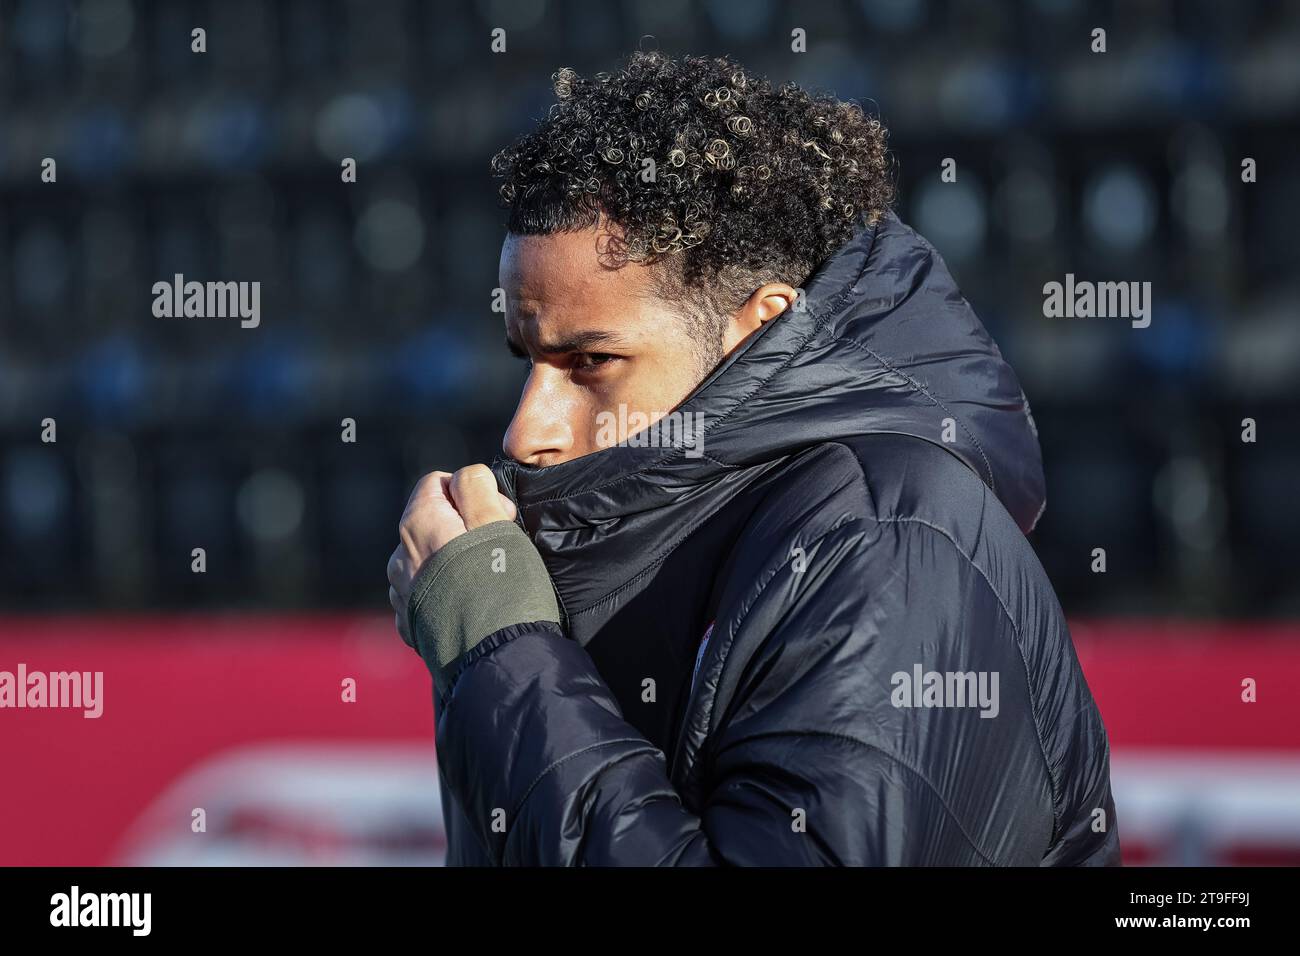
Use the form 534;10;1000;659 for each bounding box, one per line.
387;52;1120;866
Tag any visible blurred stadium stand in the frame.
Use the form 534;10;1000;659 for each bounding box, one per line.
2;0;1298;615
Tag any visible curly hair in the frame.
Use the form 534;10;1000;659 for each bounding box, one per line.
490;52;894;334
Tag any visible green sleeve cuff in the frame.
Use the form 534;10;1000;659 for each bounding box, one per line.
407;519;560;694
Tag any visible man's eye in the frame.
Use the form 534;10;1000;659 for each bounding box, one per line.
572;353;617;371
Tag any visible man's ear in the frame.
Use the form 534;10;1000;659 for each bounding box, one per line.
722;283;799;355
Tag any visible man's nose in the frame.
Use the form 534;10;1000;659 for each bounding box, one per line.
503;371;574;466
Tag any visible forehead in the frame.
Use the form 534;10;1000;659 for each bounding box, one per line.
499;229;651;313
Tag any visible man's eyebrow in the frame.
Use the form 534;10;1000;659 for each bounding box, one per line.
504;328;630;357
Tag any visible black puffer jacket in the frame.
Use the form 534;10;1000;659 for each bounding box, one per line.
432;211;1121;866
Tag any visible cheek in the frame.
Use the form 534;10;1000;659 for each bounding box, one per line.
631;349;708;412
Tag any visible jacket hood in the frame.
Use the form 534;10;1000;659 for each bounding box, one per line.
495;211;1046;571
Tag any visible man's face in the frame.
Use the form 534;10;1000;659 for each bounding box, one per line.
499;227;716;467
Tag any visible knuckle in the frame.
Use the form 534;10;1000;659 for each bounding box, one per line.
453;463;493;496
411;470;448;496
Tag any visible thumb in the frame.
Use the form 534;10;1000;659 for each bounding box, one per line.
449;464;512;529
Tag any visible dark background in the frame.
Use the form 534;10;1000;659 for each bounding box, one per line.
2;0;1298;619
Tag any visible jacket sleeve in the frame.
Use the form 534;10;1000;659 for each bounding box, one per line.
431;519;998;866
